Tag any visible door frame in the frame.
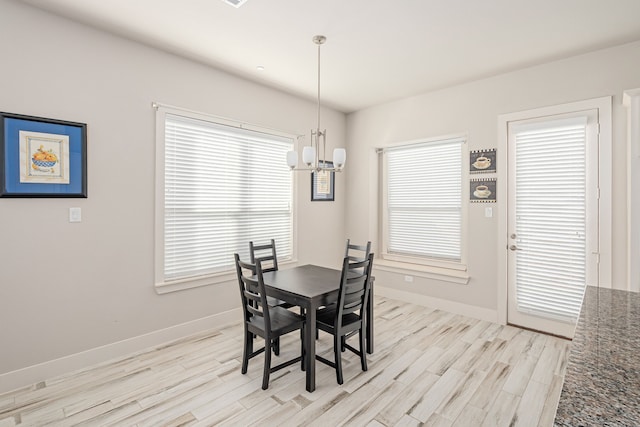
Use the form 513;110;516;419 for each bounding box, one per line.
624;89;640;293
497;97;612;326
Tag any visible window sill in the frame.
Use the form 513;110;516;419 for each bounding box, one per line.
155;259;299;294
373;259;470;285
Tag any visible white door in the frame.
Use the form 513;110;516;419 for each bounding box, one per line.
506;110;599;338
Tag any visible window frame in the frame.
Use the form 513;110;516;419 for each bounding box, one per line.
379;133;469;274
153;103;297;293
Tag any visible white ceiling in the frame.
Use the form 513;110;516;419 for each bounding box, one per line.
18;0;640;113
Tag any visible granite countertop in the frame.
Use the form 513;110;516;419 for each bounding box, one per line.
554;286;640;426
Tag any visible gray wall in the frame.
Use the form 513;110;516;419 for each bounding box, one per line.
0;0;346;390
346;39;640;314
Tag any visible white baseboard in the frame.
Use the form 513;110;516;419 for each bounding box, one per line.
0;308;242;395
375;286;498;323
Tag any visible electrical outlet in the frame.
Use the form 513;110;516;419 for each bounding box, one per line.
69;207;82;223
404;275;414;283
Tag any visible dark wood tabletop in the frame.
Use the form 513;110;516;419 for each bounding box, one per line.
262;265;342;306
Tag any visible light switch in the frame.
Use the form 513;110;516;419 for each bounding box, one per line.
69;207;82;223
485;207;493;218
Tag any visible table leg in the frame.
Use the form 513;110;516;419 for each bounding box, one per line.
305;304;316;392
366;278;374;354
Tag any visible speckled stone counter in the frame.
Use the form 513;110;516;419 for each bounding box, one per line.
554;286;640;426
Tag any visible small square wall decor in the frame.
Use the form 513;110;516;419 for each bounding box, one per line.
470;148;496;174
470;178;496;203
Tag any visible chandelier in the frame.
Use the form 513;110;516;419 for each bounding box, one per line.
287;35;346;172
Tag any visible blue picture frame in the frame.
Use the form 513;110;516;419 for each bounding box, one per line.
0;112;87;197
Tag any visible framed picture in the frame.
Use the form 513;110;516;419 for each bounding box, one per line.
470;148;496;173
311;161;335;201
0;112;87;197
470;178;496;203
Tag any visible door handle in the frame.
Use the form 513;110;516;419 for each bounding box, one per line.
509;245;519;251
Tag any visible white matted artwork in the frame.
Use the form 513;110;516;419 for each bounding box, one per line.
311;160;335;201
18;130;70;184
316;170;330;194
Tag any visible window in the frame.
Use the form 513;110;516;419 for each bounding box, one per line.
155;105;294;291
381;136;465;268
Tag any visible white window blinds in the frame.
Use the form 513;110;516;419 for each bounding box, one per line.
513;117;587;321
163;113;293;282
384;137;463;261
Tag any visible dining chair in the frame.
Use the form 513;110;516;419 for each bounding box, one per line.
250;239;302;313
320;239;371;313
234;254;305;390
249;239;279;273
315;253;374;385
345;239;371;262
249;239;302;354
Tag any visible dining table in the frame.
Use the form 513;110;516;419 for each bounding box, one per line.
260;264;374;392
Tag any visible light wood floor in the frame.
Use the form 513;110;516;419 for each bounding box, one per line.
0;296;570;427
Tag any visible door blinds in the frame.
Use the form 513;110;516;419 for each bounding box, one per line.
513;117;587;321
163;113;293;281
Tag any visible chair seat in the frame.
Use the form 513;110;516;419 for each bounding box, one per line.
249;306;304;336
267;296;296;310
267;296;287;307
316;306;361;332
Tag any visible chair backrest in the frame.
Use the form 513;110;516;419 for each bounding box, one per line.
345;239;371;263
335;253;374;326
234;253;270;330
249;239;278;273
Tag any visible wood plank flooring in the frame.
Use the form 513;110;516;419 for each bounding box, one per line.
0;296;570;426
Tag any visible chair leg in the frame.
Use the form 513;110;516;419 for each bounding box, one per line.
242;329;252;374
359;329;368;372
262;338;272;390
301;326;306;371
314;311;319;340
273;337;280;356
334;334;343;385
341;336;346;352
300;328;304;371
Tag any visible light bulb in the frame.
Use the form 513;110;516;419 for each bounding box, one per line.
302;146;315;167
333;148;346;169
286;151;298;169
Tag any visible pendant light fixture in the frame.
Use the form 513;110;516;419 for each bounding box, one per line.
287;35;346;172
